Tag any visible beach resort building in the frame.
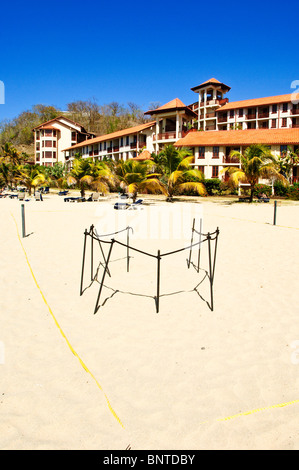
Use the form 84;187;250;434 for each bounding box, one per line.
63;121;157;164
175;127;299;182
33;116;95;167
34;78;299;182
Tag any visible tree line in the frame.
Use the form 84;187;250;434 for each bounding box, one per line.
1;142;298;202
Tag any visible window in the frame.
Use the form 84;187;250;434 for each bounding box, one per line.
104;142;106;150
282;103;288;113
100;143;102;151
36;131;40;140
282;118;287;127
271;119;277;128
36;153;40;161
259;121;269;129
45;129;52;136
280;145;287;156
120;137;123;147
272;104;277;113
198;166;204;176
229;110;234;118
239;108;243;117
45;140;52;147
212;166;219;178
53;152;56;159
53;140;56;147
212;146;219;158
45;151;52;158
126;136;129;146
198;146;205;158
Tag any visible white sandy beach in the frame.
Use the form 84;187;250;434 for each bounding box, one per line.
1;191;299;450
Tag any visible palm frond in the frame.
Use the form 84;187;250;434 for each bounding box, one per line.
168;170;184;185
177;156;194;170
177;182;206;196
139;178;168;195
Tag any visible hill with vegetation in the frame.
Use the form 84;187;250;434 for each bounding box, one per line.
0;99;155;159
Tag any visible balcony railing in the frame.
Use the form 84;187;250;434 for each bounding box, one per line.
218;115;227;123
113;146;119;152
258;112;269;119
292;108;299;115
224;156;240;164
153;130;189;141
292;123;299;128
206;111;216;119
130;142;146;149
199;98;229;107
107;147;112;153
205;125;216;131
246;114;256;120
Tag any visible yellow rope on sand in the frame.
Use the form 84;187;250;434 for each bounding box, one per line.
11;213;124;429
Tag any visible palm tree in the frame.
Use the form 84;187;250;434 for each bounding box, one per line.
223;144;286;202
277;146;299;183
154;144;192;176
0;161;12;189
1;142;23;165
163;155;206;201
115;159;166;202
17;166;46;195
67;158;115;196
153;145;206;201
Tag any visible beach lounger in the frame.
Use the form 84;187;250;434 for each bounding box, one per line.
238;196;251;202
59;190;69;196
114;202;130;210
128;199;144;210
257;195;270;203
90;192;101;201
64;196;86;202
17;192;25;200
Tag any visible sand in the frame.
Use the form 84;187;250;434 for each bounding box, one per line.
1;191;299;450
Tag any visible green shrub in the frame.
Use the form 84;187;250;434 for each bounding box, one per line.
287;183;299;200
274;181;288;197
204;178;221;195
253;184;272;197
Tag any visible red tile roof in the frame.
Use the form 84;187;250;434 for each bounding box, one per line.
144;98;197;117
175;128;299;147
33;115;90;132
191;78;231;92
38;125;59;130
217;94;292;112
133;149;153;161
63;121;156;151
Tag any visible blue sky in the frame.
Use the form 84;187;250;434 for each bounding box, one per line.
0;0;298;122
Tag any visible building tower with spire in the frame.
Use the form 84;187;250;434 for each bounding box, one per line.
190;78;231;131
